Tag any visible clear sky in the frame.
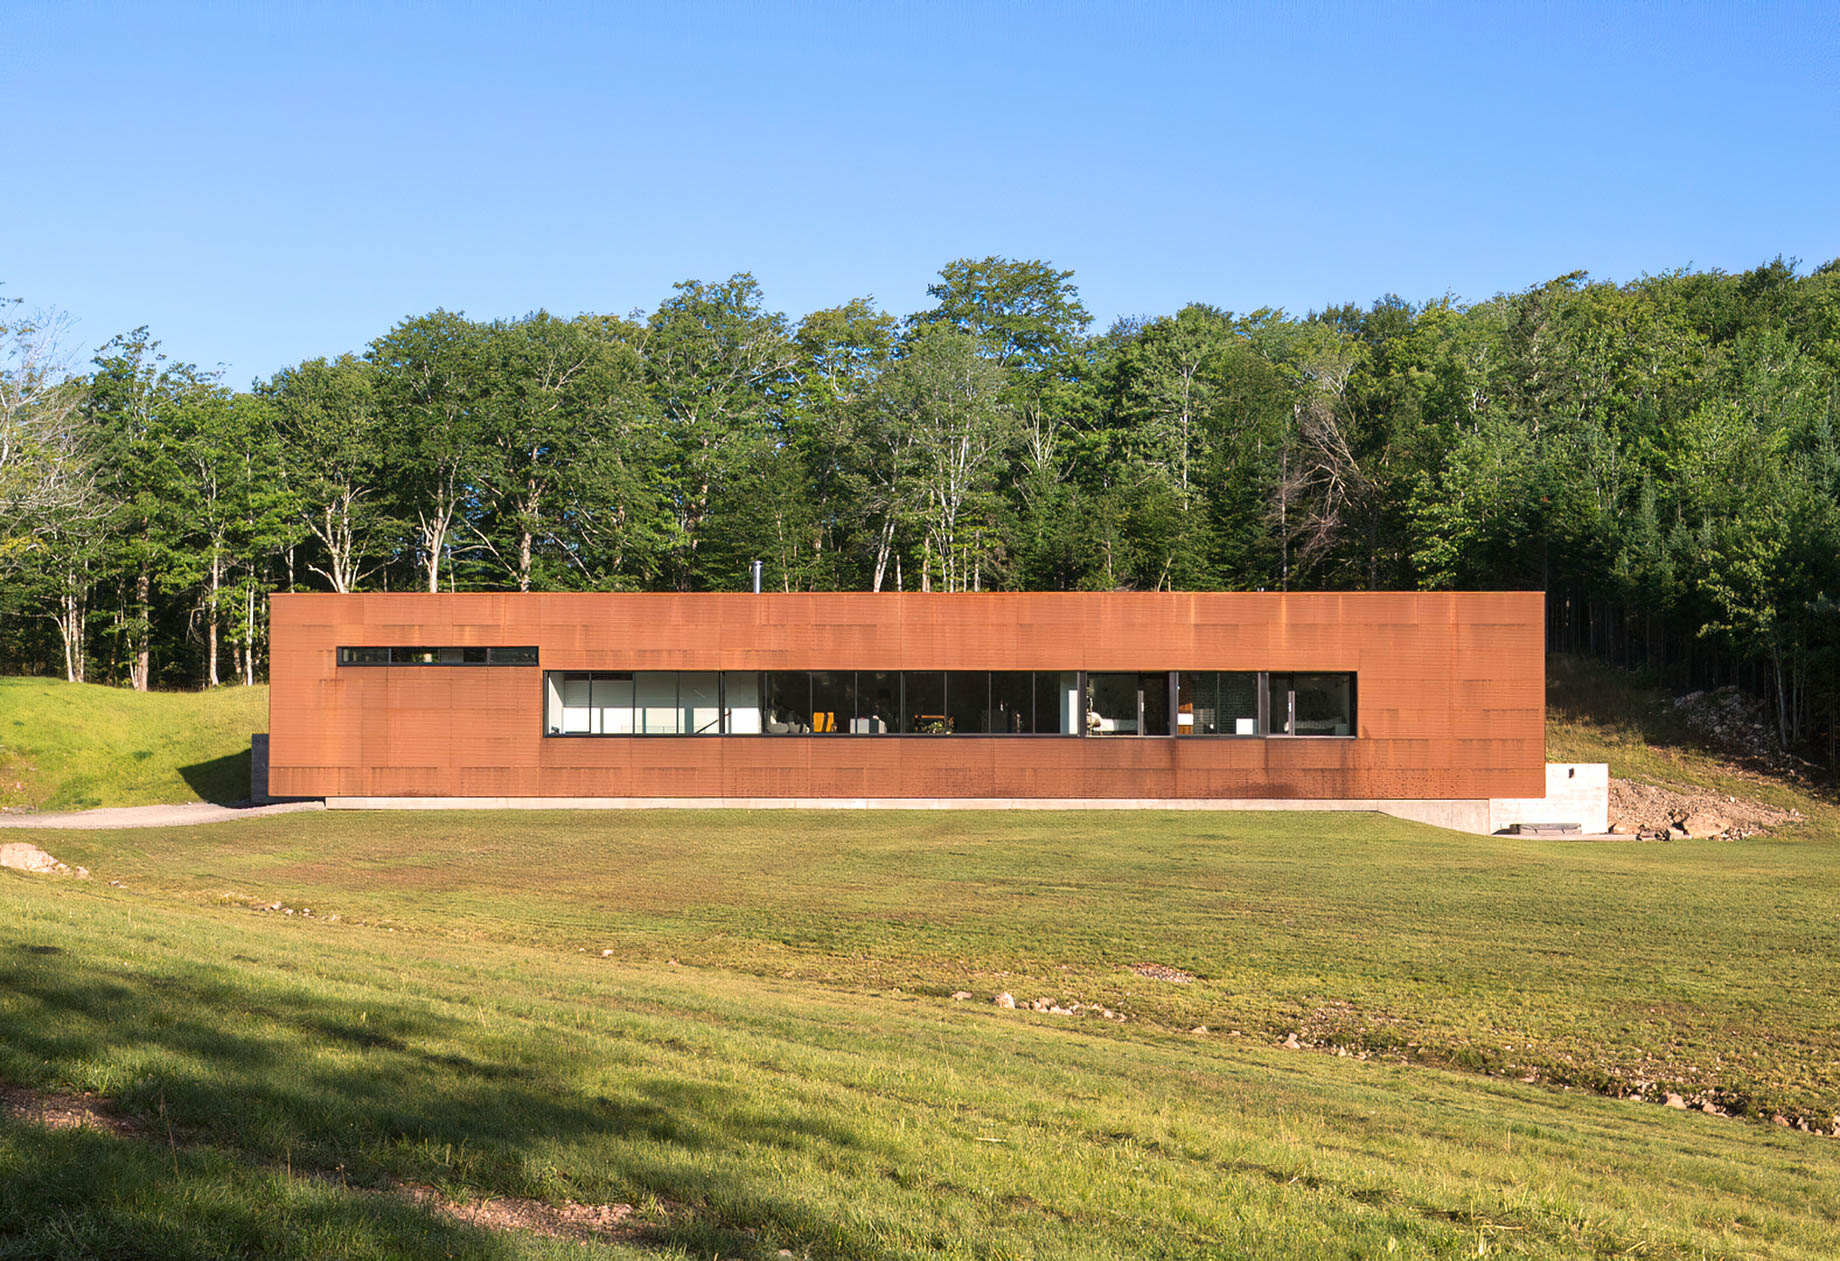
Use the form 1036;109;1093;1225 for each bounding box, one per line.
5;1;1837;384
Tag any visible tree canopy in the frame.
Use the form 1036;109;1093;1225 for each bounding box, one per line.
4;255;1839;763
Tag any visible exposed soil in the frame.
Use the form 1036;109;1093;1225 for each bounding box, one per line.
1130;962;1195;983
398;1181;647;1245
1607;778;1798;840
0;1083;137;1136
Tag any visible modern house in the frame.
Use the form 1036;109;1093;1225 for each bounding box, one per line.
265;591;1605;832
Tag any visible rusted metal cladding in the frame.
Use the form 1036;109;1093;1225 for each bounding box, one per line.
267;592;1546;800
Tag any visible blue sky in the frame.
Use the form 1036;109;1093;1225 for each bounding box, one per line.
5;2;1836;383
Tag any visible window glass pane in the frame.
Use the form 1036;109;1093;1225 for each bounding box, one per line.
1179;672;1261;735
489;646;537;665
634;672;679;734
989;672;1033;734
545;672;566;733
340;646;389;665
1032;672;1070;734
763;672;810;734
903;671;945;734
1292;673;1354;736
809;671;852;734
392;647;440;665
438;647;467;664
461;646;490;663
1177;672;1211;735
944;671;987;733
1140;672;1171;736
680;671;721;735
1086;673;1139;735
559;672;595;734
853;670;897;734
1266;673;1292;734
594;672;634;734
723;671;762;734
1221;673;1261;734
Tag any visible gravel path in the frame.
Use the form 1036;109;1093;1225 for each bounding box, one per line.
0;800;325;830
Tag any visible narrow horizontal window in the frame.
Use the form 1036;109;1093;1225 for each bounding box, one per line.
337;646;539;666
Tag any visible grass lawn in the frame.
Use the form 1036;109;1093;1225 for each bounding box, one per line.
5;861;1840;1260
2;656;1837;1256
0;678;268;810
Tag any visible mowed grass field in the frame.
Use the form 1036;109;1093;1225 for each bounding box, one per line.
2;658;1839;1257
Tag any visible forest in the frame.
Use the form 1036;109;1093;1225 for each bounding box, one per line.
2;256;1838;763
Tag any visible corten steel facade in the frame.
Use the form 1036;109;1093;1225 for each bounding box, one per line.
266;591;1546;802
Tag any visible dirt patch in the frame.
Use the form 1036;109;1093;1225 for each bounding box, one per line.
399;1182;647;1245
1130;962;1195;983
0;1083;137;1136
1608;779;1798;840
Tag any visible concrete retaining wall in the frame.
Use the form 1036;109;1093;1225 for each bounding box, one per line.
320;763;1606;836
1489;763;1609;834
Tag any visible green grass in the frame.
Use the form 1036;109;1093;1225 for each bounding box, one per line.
5;868;1840;1260
1546;654;1824;811
0;678;267;809
1;656;1837;1256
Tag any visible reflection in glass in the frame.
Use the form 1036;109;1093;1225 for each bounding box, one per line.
904;671;946;733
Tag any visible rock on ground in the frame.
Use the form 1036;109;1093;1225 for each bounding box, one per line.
0;842;87;877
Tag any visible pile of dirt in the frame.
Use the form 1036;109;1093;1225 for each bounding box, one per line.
1607;779;1798;840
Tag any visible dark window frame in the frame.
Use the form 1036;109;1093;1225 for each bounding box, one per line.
338;646;539;666
538;668;1357;739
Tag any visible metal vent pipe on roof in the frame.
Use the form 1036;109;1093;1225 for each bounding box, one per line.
751;560;763;594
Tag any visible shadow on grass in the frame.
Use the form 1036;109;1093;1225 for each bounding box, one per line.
0;940;858;1259
0;1121;525;1261
177;748;252;805
1546;653;1701;749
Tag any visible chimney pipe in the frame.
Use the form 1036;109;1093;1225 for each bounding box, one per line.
751;560;763;594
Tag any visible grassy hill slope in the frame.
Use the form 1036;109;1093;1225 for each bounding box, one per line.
0;678;267;810
3;657;1838;1255
5;860;1839;1260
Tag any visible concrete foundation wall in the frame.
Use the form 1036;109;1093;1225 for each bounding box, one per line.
318;764;1604;836
1488;763;1609;834
326;793;1495;830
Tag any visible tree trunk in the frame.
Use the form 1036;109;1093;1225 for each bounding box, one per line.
244;583;258;686
872;518;895;593
206;550;221;688
54;587;86;684
132;568;151;691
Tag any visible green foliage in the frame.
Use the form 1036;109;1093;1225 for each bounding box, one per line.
7;257;1840;763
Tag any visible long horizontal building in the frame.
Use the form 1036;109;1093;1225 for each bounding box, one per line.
264;591;1603;831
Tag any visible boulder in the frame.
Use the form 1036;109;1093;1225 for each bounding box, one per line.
1;843;66;874
994;992;1016;1009
1677;812;1732;838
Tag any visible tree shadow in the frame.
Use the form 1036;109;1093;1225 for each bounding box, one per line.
177;749;252;805
0;939;872;1258
0;1120;530;1261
